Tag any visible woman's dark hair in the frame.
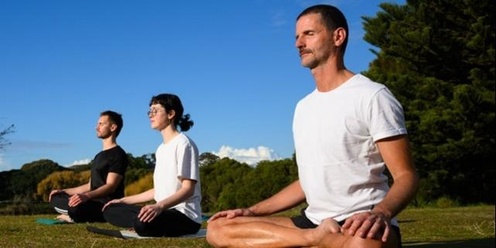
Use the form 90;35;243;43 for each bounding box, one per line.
149;93;194;131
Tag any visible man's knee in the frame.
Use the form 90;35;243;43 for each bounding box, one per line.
206;219;229;247
319;228;399;248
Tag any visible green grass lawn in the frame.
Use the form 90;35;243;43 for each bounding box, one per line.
399;205;495;247
0;205;494;248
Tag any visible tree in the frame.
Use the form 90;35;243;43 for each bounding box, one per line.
0;171;11;200
0;159;66;200
36;170;90;201
362;0;495;204
199;152;220;167
128;153;155;170
19;159;67;199
237;159;297;208
0;124;15;150
200;157;252;212
125;153;154;186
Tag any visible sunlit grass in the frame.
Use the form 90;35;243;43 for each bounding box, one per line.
399;205;495;246
0;205;494;248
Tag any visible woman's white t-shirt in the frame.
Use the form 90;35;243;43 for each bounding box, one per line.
153;133;202;224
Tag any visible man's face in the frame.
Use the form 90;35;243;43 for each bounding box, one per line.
96;115;114;139
295;13;335;69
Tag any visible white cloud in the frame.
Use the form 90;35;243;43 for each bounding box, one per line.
65;158;92;167
212;145;281;166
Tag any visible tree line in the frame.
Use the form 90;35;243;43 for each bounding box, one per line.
0;0;494;212
0;153;299;213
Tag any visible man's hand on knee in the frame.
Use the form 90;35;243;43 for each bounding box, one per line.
340;212;390;242
208;208;255;222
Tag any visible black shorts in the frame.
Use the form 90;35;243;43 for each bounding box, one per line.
290;208;402;247
291;208;335;228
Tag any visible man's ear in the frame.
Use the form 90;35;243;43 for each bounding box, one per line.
333;27;347;47
110;123;118;132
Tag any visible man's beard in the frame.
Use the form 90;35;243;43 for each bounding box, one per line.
97;132;112;139
302;58;319;69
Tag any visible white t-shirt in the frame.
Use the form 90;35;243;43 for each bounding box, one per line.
153;133;202;224
293;74;406;225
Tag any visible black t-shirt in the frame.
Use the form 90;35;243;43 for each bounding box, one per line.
90;145;128;202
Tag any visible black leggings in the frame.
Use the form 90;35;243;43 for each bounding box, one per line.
49;192;106;223
103;203;201;237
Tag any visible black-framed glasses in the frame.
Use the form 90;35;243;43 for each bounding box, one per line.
147;109;164;116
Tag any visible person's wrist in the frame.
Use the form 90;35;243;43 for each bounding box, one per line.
82;193;91;200
370;210;391;222
246;208;256;216
156;202;166;210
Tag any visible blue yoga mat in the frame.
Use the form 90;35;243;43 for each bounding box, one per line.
36;218;69;225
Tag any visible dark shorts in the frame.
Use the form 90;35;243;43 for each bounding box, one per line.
291;208;329;228
291;208;402;248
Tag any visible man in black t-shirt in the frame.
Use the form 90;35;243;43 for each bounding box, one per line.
49;110;129;223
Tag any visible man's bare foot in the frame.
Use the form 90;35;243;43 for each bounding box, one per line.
56;214;74;223
319;218;341;234
305;218;342;246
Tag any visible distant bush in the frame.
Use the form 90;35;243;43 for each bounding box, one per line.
0;195;52;215
36;170;90;202
435;196;460;208
125;173;153;196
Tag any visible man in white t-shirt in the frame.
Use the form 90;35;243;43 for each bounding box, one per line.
206;4;419;248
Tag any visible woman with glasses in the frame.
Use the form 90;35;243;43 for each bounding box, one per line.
103;93;202;237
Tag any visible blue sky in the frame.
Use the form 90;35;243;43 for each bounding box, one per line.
0;0;404;171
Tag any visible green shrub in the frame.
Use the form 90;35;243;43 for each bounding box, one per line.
435;196;459;208
0;195;53;215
